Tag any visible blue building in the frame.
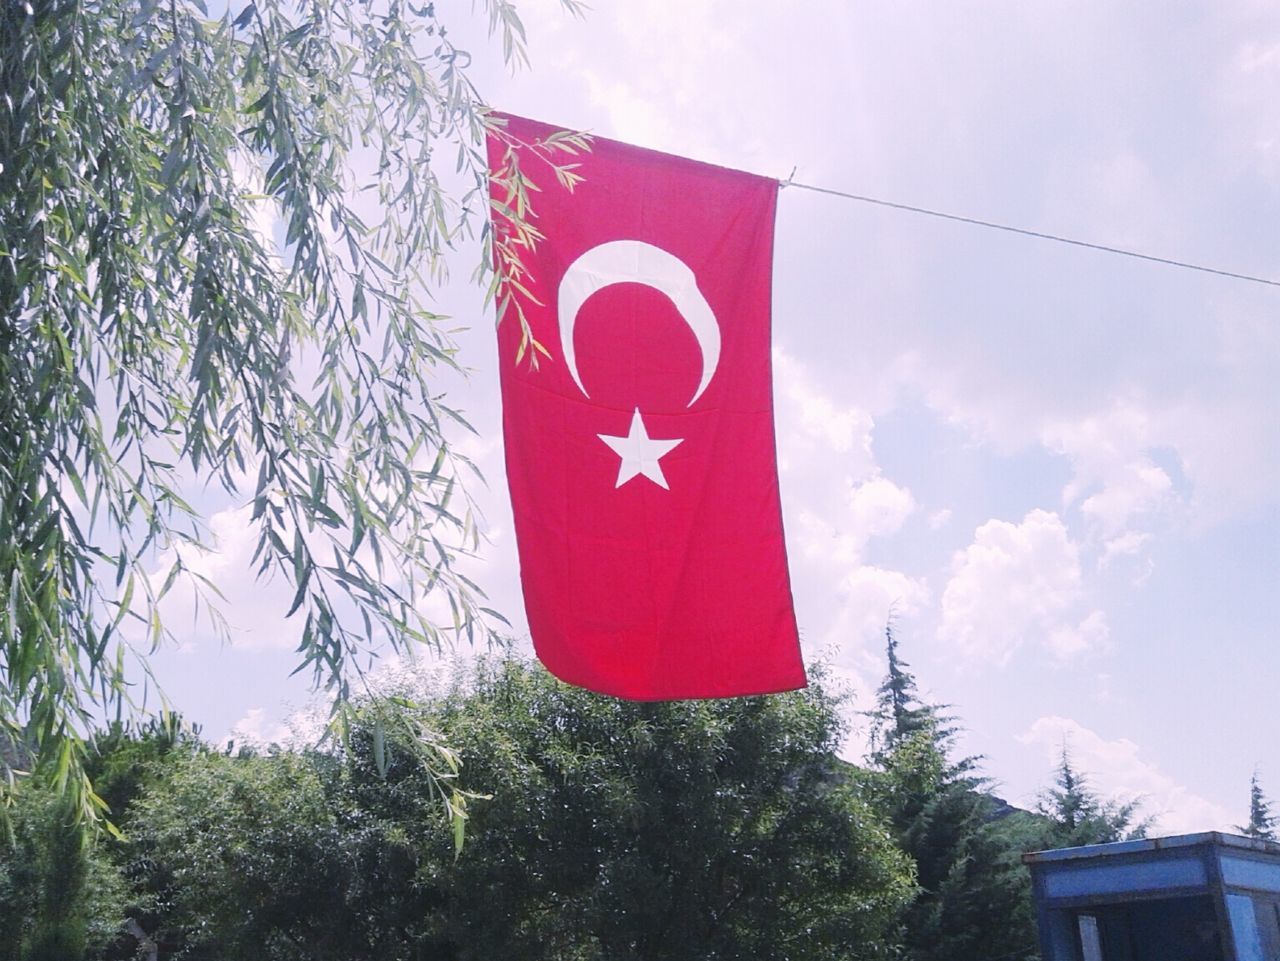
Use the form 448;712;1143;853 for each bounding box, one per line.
1025;832;1280;961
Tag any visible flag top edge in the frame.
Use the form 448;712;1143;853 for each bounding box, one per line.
487;109;780;191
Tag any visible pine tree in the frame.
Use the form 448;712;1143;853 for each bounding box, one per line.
871;620;940;756
1237;771;1277;841
866;623;1039;961
1035;744;1147;848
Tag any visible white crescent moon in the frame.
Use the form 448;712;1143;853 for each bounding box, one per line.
557;240;721;406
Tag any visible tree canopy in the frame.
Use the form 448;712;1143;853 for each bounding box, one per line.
0;656;917;960
11;635;1183;959
1;0;581;825
416;658;914;960
1237;770;1277;842
1032;744;1148;849
865;623;1041;961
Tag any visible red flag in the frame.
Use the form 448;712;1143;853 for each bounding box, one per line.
487;114;805;699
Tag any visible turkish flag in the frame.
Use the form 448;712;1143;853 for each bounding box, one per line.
487;113;805;699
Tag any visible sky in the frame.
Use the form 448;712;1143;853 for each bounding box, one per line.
147;0;1280;835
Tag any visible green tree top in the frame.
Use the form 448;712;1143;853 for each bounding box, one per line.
6;656;913;961
1034;744;1148;848
865;623;1038;961
867;621;973;790
872;619;935;750
1237;770;1277;842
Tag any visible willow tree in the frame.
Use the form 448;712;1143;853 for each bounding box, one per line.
0;0;583;825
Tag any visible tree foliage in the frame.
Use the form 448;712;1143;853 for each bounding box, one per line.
0;0;581;824
416;658;914;961
1237;770;1277;842
1;656;915;959
0;782;125;961
869;619;937;757
1032;744;1147;849
121;748;360;961
865;623;1040;961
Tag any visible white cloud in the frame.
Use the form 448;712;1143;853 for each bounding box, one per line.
221;702;327;752
1098;530;1155;586
223;707;295;750
1154;389;1280;531
1044;401;1180;541
132;419;499;652
139;503;301;652
774;348;922;678
1046;609;1110;660
837;566;929;638
849;476;916;541
812;564;930;711
1222;38;1280;182
774;346;876;474
928;508;953;531
1100;530;1150;564
770;345;929;705
580;68;681;160
793;508;861;569
939;509;1090;664
1079;461;1173;537
1020;716;1234;835
794;477;917;571
774;348;915;567
230;149;282;267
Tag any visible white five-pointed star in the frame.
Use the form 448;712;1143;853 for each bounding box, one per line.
598;409;683;490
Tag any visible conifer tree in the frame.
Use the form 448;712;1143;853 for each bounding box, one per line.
866;622;1038;961
1034;744;1147;848
871;620;941;756
1237;771;1277;841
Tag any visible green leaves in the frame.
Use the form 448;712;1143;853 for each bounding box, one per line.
418;657;914;960
865;626;1042;961
1;0;574;831
80;661;912;959
485;112;592;369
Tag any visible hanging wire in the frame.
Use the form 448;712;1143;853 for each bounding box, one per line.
781;178;1280;289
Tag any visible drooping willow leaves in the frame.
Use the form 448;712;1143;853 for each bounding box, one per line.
0;0;585;829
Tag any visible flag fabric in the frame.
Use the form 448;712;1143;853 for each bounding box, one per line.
487;113;805;700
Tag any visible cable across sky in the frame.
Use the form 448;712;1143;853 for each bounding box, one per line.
781;179;1280;290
